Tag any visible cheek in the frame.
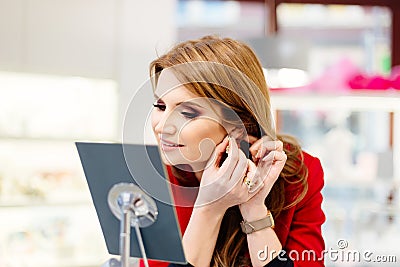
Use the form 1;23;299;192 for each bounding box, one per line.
180;120;226;154
151;111;160;131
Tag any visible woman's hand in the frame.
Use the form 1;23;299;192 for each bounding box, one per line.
195;136;257;213
184;136;252;267
239;136;287;221
248;135;284;164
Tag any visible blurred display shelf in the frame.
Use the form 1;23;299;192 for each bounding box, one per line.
270;90;400;111
0;202;110;267
0;196;92;208
276;4;391;29
0;143;110;267
0;71;118;141
270;90;400;183
271;90;400;263
0;72;117;267
271;90;400;184
0;136;116;143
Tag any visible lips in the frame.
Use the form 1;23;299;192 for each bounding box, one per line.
160;138;184;149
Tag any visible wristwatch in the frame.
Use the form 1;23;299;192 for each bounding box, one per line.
240;210;275;234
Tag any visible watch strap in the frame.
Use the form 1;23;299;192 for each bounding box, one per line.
240;211;274;234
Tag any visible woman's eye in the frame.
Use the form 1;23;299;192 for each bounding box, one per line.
153;103;166;111
181;110;199;119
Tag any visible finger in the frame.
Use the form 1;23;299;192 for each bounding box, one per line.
272;150;287;162
246;160;264;194
219;136;240;176
260;150;287;166
248;136;272;159
259;150;287;181
257;140;284;158
247;135;259;144
261;149;286;163
212;135;229;167
246;159;257;182
228;149;248;186
269;152;287;182
252;140;284;161
257;151;276;182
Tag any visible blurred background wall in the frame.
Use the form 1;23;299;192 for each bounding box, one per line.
0;1;176;266
0;1;399;267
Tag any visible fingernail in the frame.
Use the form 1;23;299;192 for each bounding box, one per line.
261;151;274;161
256;149;262;158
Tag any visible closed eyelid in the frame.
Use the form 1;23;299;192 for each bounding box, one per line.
179;103;200;111
177;101;204;109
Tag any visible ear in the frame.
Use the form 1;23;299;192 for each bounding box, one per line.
228;127;246;140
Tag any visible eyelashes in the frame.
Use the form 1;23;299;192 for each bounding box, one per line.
153;103;166;111
152;102;200;119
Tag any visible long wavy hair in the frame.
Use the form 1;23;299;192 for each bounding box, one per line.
150;36;308;267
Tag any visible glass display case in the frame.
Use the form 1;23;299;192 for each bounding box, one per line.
271;90;400;266
0;72;118;267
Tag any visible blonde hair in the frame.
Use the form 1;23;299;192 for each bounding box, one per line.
150;35;308;267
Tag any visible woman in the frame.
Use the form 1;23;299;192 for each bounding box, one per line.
142;36;325;267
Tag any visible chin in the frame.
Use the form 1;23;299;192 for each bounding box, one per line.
159;153;173;165
159;152;186;166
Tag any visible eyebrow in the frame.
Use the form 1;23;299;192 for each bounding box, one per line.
154;94;205;109
177;101;204;109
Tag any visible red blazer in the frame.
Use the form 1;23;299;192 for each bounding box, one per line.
140;151;326;267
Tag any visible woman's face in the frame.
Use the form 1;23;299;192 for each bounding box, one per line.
151;71;227;169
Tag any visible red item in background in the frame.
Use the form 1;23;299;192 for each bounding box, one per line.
348;74;392;90
348;65;400;90
391;75;400;89
390;65;400;89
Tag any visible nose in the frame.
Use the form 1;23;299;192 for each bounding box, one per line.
154;111;177;135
